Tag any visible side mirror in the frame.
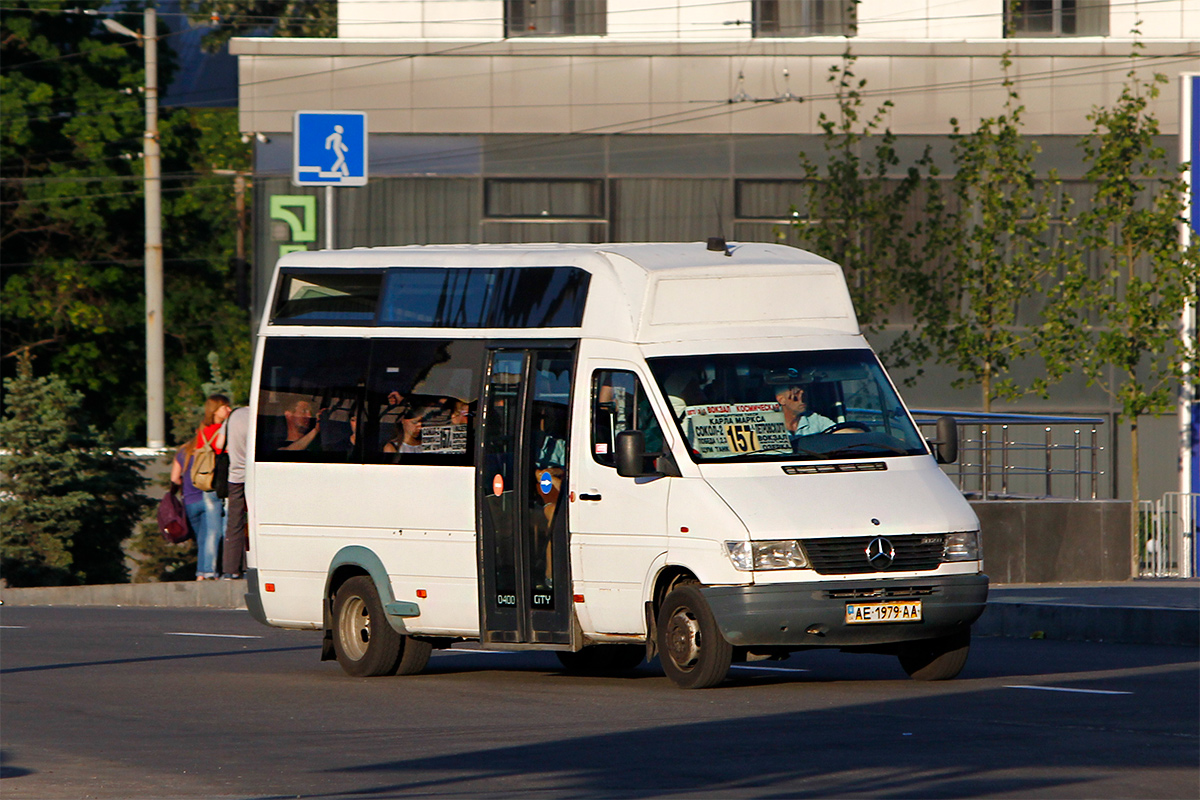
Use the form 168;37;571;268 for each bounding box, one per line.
616;430;649;477
934;415;958;464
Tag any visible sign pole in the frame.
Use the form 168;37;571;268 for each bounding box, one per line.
326;185;334;250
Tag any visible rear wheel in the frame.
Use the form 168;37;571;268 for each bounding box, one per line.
898;630;971;681
657;584;732;689
394;636;433;676
332;576;403;677
557;644;644;674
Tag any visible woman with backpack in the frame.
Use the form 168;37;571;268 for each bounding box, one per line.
170;394;231;580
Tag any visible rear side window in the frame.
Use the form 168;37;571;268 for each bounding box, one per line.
256;338;369;463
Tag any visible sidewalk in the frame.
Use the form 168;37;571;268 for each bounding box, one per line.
0;579;247;610
1;579;1196;647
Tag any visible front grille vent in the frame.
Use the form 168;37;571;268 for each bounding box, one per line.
802;534;945;575
782;462;886;475
824;585;939;600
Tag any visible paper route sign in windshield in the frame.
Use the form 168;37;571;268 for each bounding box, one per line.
684;403;790;456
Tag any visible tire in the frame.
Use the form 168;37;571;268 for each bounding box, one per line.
556;644;644;674
656;584;733;689
898;629;971;681
394;636;433;676
332;576;403;677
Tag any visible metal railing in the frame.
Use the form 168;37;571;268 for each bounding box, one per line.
1138;492;1199;578
912;410;1107;501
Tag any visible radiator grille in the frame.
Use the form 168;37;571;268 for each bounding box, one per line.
824;585;939;600
802;534;945;575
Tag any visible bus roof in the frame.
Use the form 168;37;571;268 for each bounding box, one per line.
273;241;860;343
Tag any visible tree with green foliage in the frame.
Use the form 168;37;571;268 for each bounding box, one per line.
793;49;949;374
1041;56;1200;562
1;1;252;445
184;0;336;52
923;55;1061;412
1;355;152;587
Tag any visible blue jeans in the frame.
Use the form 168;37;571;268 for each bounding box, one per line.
185;492;225;579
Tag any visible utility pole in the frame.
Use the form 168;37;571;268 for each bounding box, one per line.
143;5;164;449
105;7;163;447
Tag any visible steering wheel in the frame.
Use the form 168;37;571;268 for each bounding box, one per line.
822;421;871;435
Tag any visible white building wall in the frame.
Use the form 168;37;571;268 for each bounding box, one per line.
336;1;1198;41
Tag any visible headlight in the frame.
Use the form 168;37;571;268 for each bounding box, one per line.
943;531;981;562
724;540;809;571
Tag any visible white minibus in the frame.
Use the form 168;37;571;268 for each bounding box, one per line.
245;241;986;689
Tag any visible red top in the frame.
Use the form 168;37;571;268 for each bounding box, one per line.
196;422;225;453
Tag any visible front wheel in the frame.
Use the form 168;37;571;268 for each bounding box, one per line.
657;584;733;689
332;576;403;677
898;630;971;681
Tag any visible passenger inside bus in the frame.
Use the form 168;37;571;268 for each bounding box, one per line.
280;398;320;451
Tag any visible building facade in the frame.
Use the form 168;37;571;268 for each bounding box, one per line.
231;1;1200;501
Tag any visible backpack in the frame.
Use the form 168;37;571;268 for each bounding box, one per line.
157;485;190;543
191;428;219;493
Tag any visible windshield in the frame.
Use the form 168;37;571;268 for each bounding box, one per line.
647;349;928;463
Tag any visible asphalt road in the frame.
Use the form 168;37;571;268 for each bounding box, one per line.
1;606;1196;800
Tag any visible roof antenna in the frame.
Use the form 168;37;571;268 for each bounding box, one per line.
707;237;732;256
709;195;733;256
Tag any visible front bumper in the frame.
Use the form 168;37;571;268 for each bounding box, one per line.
700;573;988;648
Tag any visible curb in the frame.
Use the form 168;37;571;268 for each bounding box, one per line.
974;601;1199;647
0;581;246;610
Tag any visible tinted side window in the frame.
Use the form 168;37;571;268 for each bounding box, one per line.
377;267;590;328
271;271;382;324
256;338;369;463
378;268;491;327
488;267;590;328
363;339;483;466
591;369;664;467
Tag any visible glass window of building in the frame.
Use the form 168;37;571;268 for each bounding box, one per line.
753;1;857;37
1005;0;1109;37
505;0;606;37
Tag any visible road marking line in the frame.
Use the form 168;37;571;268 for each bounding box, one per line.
0;625;28;629
731;664;811;673
165;632;262;640
435;649;517;656
1005;684;1132;695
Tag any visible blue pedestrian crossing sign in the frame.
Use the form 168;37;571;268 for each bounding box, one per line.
293;111;368;187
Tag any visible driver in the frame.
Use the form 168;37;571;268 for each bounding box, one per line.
774;384;834;451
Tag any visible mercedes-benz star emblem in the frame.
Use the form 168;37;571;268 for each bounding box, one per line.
865;536;896;570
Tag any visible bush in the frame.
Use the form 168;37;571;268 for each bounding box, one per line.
0;355;151;586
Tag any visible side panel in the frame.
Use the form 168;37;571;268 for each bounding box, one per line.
253;462;479;634
569;344;676;635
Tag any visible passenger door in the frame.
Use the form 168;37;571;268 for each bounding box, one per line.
477;346;575;645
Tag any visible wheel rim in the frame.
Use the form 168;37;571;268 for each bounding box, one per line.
338;595;371;661
664;606;702;672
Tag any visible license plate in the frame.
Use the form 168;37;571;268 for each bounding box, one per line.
845;601;922;624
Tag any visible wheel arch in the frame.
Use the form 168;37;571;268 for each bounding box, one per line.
322;546;415;660
650;565;699;618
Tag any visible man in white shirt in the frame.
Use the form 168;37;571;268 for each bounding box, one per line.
221;406;250;578
774;384;834;451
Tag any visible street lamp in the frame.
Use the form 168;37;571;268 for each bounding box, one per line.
104;7;164;449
